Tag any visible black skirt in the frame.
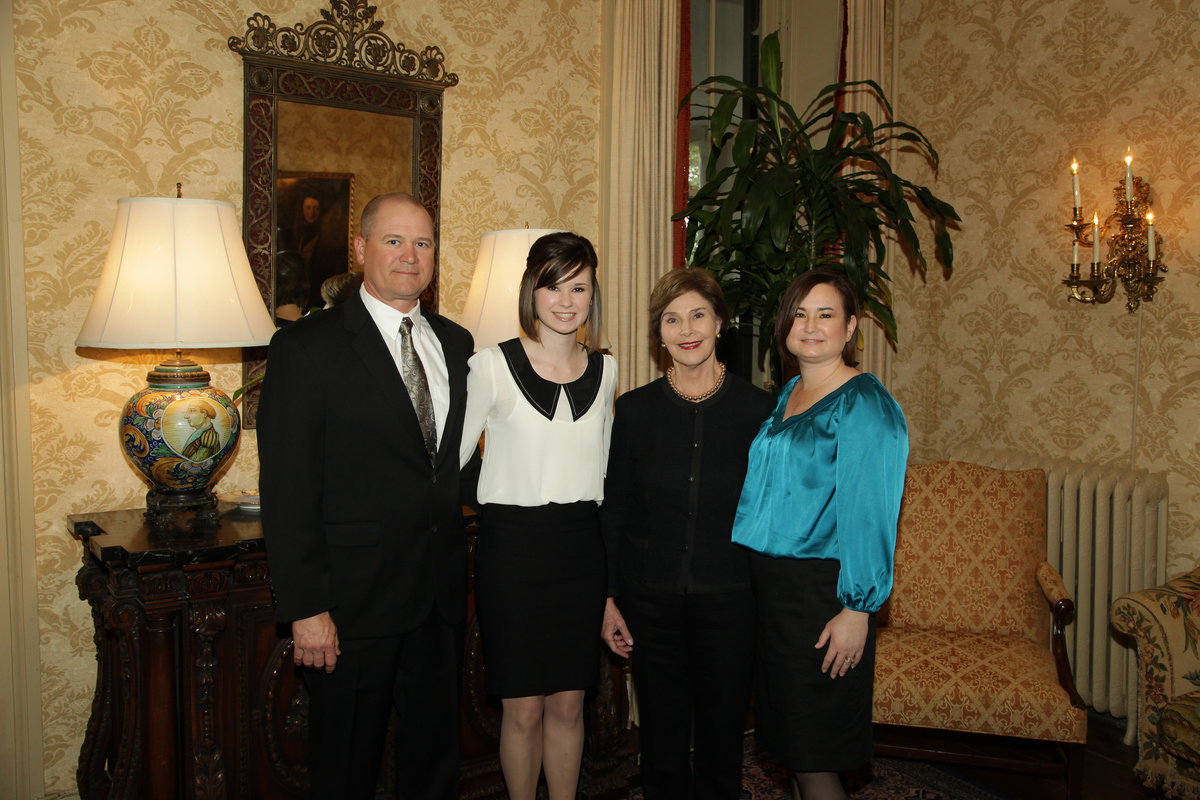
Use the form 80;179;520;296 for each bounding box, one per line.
750;554;877;772
476;502;606;698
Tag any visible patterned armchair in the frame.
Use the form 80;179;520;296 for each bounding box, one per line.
872;461;1088;799
1111;568;1200;798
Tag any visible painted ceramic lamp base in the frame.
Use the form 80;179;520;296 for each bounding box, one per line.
121;358;240;528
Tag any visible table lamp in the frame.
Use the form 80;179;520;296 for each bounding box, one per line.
460;228;559;349
76;195;276;525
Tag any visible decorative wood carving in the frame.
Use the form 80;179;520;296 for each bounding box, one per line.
73;508;635;800
227;1;458;86
227;2;455;426
189;602;229;799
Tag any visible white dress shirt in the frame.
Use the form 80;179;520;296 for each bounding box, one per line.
359;286;450;445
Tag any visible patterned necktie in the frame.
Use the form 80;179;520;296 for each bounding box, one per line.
399;317;437;462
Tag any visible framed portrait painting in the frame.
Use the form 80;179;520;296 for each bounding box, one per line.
275;172;355;319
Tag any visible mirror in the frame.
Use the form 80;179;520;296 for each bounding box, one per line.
229;1;458;424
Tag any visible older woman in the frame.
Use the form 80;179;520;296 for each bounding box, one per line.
601;268;773;800
732;268;908;800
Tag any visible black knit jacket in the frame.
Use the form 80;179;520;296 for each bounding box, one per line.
601;373;774;596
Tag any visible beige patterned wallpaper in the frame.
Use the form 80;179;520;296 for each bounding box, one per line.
889;1;1200;577
13;0;599;791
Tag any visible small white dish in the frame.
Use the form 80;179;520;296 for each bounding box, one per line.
225;492;262;513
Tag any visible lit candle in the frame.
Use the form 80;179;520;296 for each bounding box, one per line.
1147;211;1156;261
1125;148;1134;204
1071;159;1081;209
1093;213;1101;264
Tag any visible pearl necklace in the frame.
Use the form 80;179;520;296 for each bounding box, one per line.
667;363;727;403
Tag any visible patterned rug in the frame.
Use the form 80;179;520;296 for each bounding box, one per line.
848;760;1010;800
628;739;1011;800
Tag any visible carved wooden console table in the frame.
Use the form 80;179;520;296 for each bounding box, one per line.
72;506;634;799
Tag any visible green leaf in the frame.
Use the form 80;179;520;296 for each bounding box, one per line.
710;91;741;145
731;119;759;168
683;57;958;353
761;33;782;97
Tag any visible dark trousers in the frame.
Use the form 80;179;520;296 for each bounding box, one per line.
301;612;463;800
620;587;756;800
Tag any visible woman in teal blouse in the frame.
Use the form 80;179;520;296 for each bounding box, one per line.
732;268;908;800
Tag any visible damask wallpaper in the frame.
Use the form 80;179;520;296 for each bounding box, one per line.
889;0;1200;577
12;0;600;791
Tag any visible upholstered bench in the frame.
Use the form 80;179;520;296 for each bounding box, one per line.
872;461;1088;799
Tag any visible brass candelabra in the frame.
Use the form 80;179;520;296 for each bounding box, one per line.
1064;156;1166;313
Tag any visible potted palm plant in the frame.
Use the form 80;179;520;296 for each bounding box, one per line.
677;32;959;380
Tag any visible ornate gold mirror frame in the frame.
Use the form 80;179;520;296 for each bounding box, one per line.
229;0;457;425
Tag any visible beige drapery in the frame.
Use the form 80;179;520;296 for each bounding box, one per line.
841;0;894;385
760;1;822;102
0;0;42;793
600;0;680;394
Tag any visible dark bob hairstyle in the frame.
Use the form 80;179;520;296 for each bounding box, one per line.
774;267;860;371
518;232;602;352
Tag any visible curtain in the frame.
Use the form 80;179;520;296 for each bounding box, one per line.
760;1;807;100
600;0;681;393
841;0;894;385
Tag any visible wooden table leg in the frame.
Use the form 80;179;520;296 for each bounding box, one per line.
144;608;179;799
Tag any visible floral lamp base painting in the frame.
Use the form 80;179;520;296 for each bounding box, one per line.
120;359;241;526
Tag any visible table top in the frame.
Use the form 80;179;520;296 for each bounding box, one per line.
70;505;266;568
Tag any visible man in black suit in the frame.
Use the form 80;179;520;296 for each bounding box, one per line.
259;192;474;799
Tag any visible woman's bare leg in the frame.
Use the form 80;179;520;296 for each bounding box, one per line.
541;690;585;800
500;695;547;800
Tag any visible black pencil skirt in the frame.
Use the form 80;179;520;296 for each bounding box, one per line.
475;501;606;698
750;554;877;773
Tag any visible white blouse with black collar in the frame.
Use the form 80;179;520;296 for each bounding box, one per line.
460;338;618;507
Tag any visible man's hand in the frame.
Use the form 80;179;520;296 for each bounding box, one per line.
601;597;634;658
292;611;340;673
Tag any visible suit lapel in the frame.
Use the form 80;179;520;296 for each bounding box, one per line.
425;310;468;470
344;294;428;455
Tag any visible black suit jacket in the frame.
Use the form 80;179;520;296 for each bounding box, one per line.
258;292;474;639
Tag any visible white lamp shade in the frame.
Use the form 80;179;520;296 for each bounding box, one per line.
76;197;277;349
460;228;560;350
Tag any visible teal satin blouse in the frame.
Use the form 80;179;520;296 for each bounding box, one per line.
731;373;908;613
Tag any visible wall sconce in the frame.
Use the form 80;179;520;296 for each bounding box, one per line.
1063;150;1166;312
460;228;559;350
76;194;276;527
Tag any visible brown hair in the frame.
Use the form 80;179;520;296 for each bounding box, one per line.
774;268;860;371
320;271;364;307
517;232;602;351
648;268;729;368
